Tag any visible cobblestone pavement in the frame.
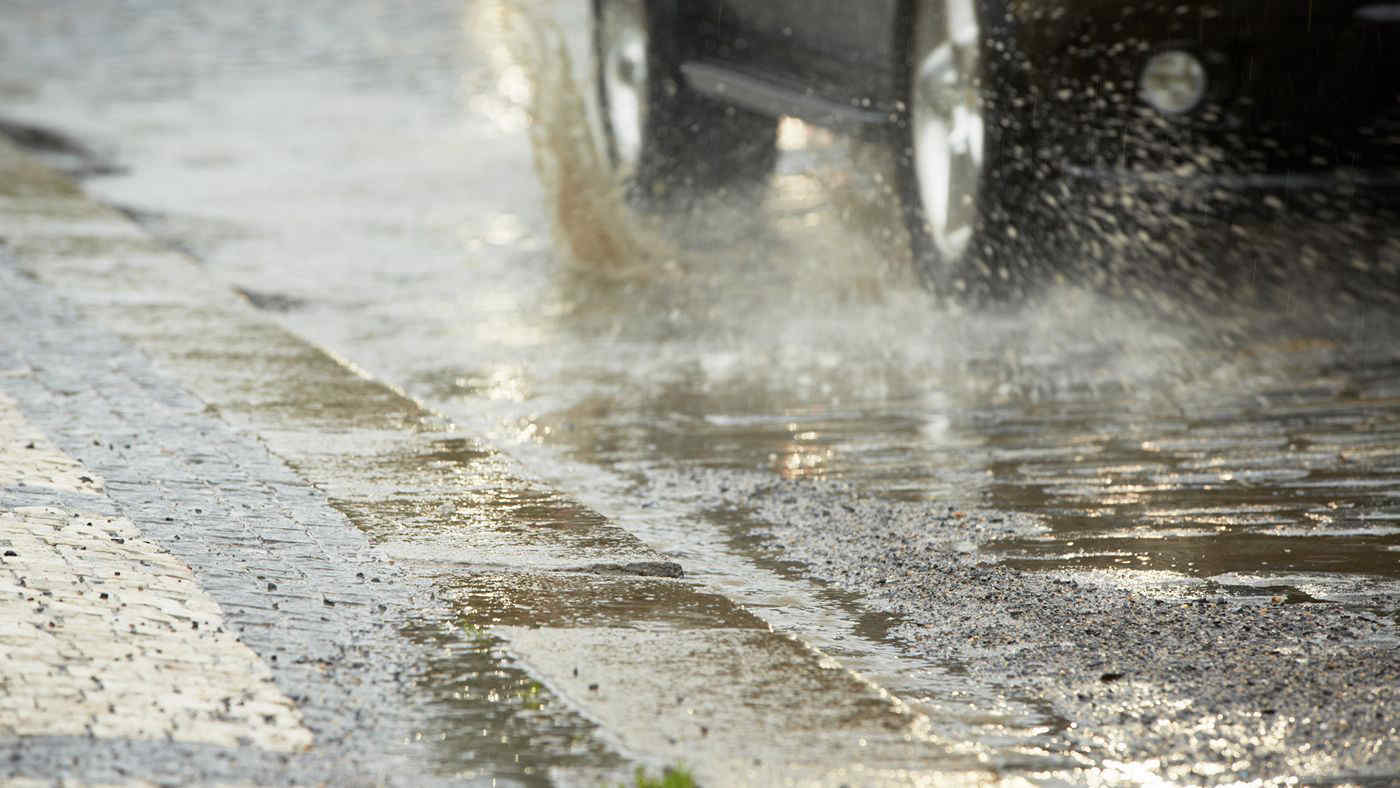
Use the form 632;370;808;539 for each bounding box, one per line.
1;502;312;752
0;133;1001;784
2;390;311;753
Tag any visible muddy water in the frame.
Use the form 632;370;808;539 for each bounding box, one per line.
5;0;1400;777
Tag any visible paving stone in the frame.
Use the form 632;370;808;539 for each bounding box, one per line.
0;422;311;753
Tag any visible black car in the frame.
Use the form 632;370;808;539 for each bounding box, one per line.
592;0;1400;297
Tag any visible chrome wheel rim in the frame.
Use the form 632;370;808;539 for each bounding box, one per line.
911;0;984;265
599;0;648;174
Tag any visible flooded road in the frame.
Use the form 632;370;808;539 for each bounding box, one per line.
3;0;1398;782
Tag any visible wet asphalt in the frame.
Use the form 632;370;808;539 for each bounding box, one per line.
2;0;1398;784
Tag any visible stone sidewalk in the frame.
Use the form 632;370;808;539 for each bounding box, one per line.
0;395;312;753
0;140;436;784
0;136;1006;785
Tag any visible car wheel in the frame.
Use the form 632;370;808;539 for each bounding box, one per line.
896;0;1032;301
593;0;779;205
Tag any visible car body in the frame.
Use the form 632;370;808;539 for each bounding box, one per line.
672;0;1400;179
594;0;1399;298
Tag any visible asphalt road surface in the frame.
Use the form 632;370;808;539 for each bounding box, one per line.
2;0;1397;784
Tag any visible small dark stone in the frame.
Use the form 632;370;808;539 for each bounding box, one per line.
1101;672;1125;682
588;683;599;691
3;550;16;557
267;582;277;591
24;441;34;450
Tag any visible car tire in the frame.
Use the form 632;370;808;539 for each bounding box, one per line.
593;0;779;206
894;0;1037;302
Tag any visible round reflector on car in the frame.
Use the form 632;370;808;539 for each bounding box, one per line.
1139;50;1208;115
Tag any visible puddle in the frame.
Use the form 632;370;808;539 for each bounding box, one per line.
973;356;1400;588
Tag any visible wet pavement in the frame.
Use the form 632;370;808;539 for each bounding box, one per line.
0;137;995;786
2;0;1399;784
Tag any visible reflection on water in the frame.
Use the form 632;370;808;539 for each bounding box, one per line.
926;350;1400;581
981;354;1400;582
